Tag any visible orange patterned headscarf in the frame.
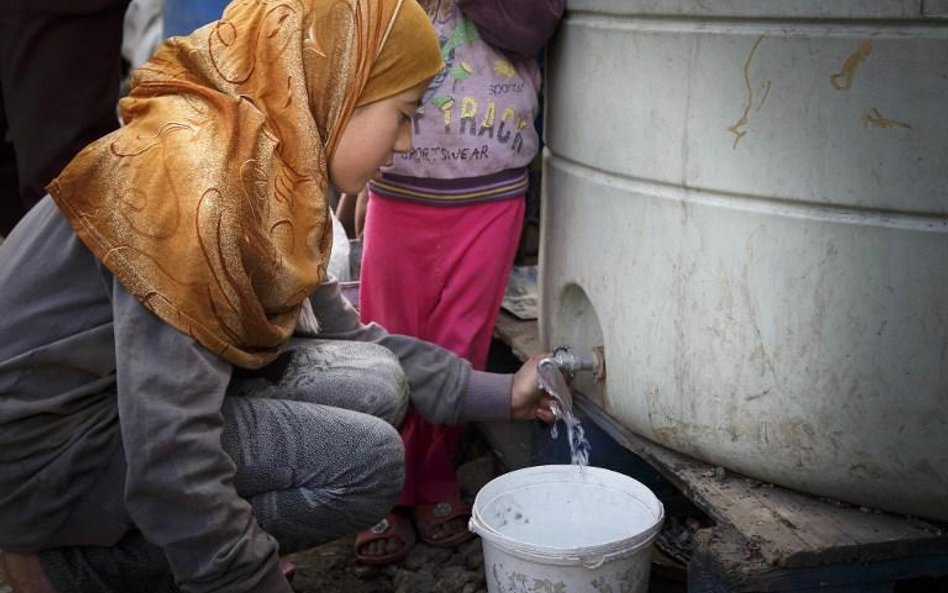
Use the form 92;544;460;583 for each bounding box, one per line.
48;0;443;368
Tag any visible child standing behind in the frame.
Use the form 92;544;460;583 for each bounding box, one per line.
355;0;563;564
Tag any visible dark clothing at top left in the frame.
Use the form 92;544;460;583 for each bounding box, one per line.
0;0;129;235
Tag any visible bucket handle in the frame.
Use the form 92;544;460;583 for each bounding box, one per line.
581;555;606;569
580;540;652;569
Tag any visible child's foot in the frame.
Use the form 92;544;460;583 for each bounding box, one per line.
354;511;416;565
415;498;474;548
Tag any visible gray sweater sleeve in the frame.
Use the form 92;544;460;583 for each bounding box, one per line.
308;278;512;423
112;282;291;593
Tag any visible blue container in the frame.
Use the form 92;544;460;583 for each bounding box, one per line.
163;0;230;38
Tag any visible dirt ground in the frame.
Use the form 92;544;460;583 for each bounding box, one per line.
0;532;683;593
286;525;686;593
287;532;488;593
0;533;492;593
282;452;685;593
0;454;686;593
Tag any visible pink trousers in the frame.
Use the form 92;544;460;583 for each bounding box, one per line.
359;192;525;505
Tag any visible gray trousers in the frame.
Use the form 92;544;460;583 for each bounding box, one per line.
41;339;409;593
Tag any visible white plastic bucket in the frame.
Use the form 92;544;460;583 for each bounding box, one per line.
470;465;664;593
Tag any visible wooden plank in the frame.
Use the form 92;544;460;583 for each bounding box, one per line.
579;399;948;569
493;310;543;361
691;526;948;593
491;315;948;568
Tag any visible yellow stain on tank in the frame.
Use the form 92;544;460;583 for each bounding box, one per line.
861;107;911;129
830;39;873;91
727;35;768;150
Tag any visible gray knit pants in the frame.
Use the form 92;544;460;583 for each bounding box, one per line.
40;339;409;593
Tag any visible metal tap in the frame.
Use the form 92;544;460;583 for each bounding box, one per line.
548;345;606;381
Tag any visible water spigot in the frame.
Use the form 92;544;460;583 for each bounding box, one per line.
550;345;605;381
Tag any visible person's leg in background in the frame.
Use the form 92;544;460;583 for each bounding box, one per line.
357;195;443;561
358;194;525;551
402;197;524;545
0;0;128;235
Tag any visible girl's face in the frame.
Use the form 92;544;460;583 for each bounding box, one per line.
329;82;427;194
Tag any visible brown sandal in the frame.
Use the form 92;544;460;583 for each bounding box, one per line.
415;498;474;548
354;512;416;566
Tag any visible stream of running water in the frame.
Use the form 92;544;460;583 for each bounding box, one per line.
537;358;591;466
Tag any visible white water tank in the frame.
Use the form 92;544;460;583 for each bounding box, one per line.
540;0;948;521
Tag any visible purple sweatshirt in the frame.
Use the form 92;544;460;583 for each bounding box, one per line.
369;0;564;204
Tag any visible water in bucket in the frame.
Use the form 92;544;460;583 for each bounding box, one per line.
537;356;591;466
470;465;664;593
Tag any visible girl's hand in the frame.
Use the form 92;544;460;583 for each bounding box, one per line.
510;353;558;423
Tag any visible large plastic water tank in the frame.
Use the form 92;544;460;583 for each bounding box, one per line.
540;0;948;521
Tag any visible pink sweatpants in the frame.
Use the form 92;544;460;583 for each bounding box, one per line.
359;191;525;505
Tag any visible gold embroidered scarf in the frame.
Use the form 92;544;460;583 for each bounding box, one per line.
49;0;442;368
